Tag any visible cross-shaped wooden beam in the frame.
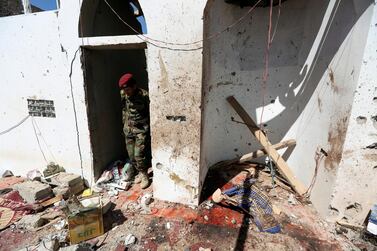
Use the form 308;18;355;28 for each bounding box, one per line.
227;96;307;195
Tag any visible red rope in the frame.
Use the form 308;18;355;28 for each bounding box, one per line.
259;0;274;132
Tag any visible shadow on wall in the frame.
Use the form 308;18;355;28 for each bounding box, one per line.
82;48;148;178
79;0;144;37
201;0;373;170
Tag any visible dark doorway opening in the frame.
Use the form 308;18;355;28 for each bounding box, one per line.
81;47;148;178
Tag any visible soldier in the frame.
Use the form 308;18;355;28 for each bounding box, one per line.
119;73;150;189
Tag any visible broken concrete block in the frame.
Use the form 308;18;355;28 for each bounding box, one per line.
16;213;48;230
59;244;93;251
49;173;82;187
53;186;70;199
13;181;53;203
2;170;13;178
37;239;59;251
70;182;85;195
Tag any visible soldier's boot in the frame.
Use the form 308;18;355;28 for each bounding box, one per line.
140;171;150;189
124;166;137;182
134;173;142;184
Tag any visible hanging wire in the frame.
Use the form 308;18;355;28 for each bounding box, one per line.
103;0;263;51
32;117;57;163
258;0;274;131
31;117;49;164
0;115;30;136
69;48;85;178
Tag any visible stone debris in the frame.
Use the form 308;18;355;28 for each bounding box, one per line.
53;219;67;230
16;213;48;230
202;200;214;210
13;180;53;203
37;238;59;251
198;248;212;251
288;194;297;205
2;170;14;178
140;193;153;206
26;169;42;181
48;173;82;187
52;186;71;199
59;243;93;251
124;233;137;247
43;162;65;177
47;173;85;197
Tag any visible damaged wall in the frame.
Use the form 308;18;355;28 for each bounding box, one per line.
0;9;93;181
2;0;375;211
330;1;377;225
138;0;207;205
0;0;208;205
201;0;374;214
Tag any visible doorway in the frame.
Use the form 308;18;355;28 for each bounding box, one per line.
81;47;148;178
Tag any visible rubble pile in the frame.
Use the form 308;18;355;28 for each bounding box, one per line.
0;159;376;251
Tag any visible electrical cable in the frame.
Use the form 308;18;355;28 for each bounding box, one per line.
258;0;274;131
69;48;85;178
0;115;30;136
270;0;281;43
31;117;48;164
32;118;57;163
103;0;263;51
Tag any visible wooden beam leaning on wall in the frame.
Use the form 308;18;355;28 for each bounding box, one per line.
226;96;307;195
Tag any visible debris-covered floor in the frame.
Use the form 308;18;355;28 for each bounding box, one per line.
0;163;376;251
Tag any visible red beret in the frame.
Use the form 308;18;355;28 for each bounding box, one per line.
119;73;134;88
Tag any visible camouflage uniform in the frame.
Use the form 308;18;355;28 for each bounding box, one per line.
121;88;150;172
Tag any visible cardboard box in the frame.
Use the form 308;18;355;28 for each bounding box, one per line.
67;197;104;244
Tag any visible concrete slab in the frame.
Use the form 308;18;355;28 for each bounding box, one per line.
13;181;53;203
48;173;82;187
16;213;47;230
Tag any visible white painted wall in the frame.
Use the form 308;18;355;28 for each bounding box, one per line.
330;1;377;225
1;0;376;213
139;0;207;205
201;0;374;214
0;10;93;182
0;0;208;205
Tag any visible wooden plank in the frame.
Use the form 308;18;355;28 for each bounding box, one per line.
40;194;63;207
239;139;296;163
227;96;307;195
210;140;295;170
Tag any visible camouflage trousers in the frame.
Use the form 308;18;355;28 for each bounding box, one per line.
124;123;151;172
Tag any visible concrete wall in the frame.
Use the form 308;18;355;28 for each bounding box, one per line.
138;0;207;205
0;10;93;181
1;0;376;213
330;1;377;225
201;0;374;214
0;0;208;205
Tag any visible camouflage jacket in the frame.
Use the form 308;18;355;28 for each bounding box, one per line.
121;88;150;128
